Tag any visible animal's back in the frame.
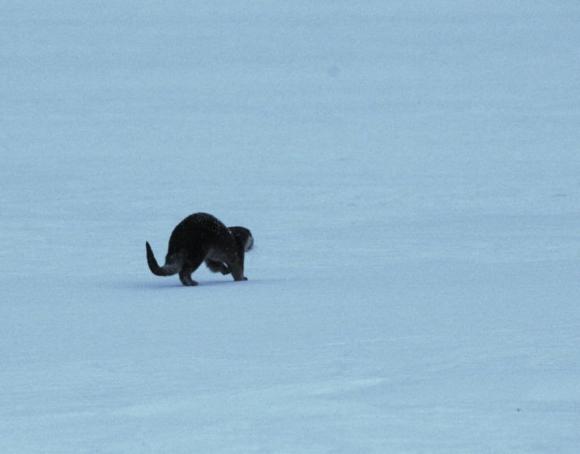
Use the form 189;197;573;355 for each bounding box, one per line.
167;212;232;256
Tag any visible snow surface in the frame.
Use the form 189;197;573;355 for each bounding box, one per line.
1;1;580;452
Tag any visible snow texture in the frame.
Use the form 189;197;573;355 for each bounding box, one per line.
1;1;579;452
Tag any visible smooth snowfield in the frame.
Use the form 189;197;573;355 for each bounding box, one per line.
1;1;579;452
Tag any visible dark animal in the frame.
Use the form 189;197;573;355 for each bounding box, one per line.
204;226;253;275
146;213;253;286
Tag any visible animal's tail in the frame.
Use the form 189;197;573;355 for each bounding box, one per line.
146;242;180;276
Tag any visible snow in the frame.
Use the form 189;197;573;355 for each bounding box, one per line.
1;0;580;452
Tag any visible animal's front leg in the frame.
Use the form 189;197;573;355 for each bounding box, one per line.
229;263;247;282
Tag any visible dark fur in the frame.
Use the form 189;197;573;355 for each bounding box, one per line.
146;212;251;286
205;226;253;275
229;226;254;251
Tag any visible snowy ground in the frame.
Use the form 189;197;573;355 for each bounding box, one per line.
1;1;580;452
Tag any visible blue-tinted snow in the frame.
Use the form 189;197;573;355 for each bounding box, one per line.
1;1;579;452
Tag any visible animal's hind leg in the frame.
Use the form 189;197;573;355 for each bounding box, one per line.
179;268;198;286
179;255;205;287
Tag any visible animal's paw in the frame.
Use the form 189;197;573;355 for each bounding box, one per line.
180;278;198;286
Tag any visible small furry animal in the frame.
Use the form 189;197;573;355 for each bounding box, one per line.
146;212;253;286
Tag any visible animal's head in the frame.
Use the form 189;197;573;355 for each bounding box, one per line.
229;226;254;253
